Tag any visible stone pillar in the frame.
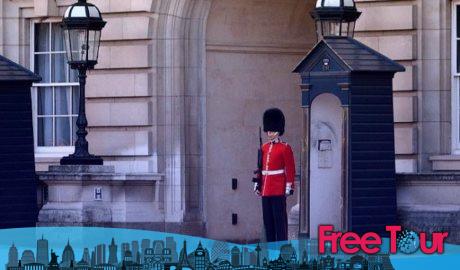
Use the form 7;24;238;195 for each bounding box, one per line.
152;0;211;234
418;0;451;171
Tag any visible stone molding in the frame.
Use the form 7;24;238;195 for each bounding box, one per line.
397;172;460;185
430;155;460;171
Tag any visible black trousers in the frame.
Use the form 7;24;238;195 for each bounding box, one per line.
262;196;288;242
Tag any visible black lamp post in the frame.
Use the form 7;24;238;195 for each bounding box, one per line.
311;0;361;40
60;0;106;165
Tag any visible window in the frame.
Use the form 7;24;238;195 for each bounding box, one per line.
31;22;79;154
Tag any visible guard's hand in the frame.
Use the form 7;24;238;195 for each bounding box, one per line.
254;183;261;196
285;183;294;196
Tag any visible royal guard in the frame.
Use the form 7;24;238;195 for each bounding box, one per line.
254;108;295;242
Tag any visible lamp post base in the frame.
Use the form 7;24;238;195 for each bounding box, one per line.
60;154;103;165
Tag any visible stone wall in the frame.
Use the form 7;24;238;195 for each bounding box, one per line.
397;173;460;243
355;0;453;173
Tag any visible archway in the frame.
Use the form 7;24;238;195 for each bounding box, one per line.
309;93;345;237
204;0;317;241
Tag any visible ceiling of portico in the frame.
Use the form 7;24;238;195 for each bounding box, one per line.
206;0;316;51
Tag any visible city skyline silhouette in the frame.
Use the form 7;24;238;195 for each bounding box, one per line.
5;235;394;270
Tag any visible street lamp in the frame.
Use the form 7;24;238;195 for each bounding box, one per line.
60;0;106;165
311;0;361;40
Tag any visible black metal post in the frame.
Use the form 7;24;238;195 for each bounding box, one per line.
60;67;103;165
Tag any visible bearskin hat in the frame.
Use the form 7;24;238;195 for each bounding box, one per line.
263;108;285;136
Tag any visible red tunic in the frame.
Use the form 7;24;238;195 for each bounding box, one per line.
260;139;295;197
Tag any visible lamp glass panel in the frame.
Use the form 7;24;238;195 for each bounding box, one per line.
340;22;349;36
88;6;100;18
71;6;87;17
324;0;340;7
87;30;101;61
69;28;88;62
317;19;354;38
63;29;72;61
332;21;341;36
95;31;101;60
323;21;341;36
348;21;355;37
322;21;331;37
316;20;323;39
344;0;355;7
64;7;71;18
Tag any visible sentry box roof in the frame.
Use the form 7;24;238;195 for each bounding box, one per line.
0;54;41;82
294;36;405;73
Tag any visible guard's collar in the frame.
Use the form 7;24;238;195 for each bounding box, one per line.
270;137;281;144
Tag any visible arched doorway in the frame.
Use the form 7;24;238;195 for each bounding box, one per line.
204;0;317;241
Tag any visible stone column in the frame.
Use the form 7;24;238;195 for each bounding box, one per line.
418;0;451;171
151;0;211;235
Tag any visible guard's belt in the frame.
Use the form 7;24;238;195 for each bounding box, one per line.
261;169;285;176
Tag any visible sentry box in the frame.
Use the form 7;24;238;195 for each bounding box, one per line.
294;0;405;237
0;55;41;228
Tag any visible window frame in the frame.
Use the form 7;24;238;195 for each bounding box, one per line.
30;19;78;157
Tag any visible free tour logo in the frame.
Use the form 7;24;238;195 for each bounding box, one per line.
318;225;449;255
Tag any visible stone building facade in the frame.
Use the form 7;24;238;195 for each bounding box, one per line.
1;0;459;242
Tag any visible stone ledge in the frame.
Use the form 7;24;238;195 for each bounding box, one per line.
49;165;115;173
37;165;164;183
397;173;460;184
399;204;460;213
37;173;164;183
430;155;460;171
